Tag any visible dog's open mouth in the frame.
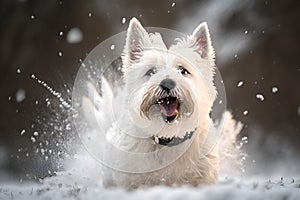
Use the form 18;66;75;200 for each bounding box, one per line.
155;96;180;123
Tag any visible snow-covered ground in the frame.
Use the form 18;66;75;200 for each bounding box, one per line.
1;176;299;200
0;144;298;200
1;149;299;200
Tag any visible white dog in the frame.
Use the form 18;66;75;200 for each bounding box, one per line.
82;18;242;189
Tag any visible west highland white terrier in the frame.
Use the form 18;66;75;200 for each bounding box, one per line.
84;18;243;189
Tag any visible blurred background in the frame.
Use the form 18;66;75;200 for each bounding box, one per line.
0;0;299;181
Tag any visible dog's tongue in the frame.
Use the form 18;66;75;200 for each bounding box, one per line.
160;98;179;117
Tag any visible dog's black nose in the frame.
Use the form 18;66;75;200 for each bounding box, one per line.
159;79;176;92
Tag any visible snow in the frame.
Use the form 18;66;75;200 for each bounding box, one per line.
122;17;126;24
45;98;50;106
33;131;39;137
66;27;83;44
30;136;36;143
20;129;26;135
237;81;244;87
256;94;265;101
0;177;299;200
15;89;26;102
110;44;115;50
1;144;299;197
30;74;71;109
271;87;279;93
241;136;248;144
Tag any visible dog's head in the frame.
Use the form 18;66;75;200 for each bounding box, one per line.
121;18;216;139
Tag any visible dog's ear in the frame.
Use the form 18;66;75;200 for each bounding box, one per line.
190;22;214;59
122;17;151;73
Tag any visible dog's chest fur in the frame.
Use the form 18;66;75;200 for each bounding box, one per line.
103;118;219;189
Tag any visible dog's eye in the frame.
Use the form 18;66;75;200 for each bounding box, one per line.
145;68;157;76
178;65;190;75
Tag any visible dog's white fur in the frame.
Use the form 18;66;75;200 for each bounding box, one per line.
93;18;242;189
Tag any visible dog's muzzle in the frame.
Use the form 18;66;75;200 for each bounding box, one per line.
156;79;179;123
140;82;194;123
